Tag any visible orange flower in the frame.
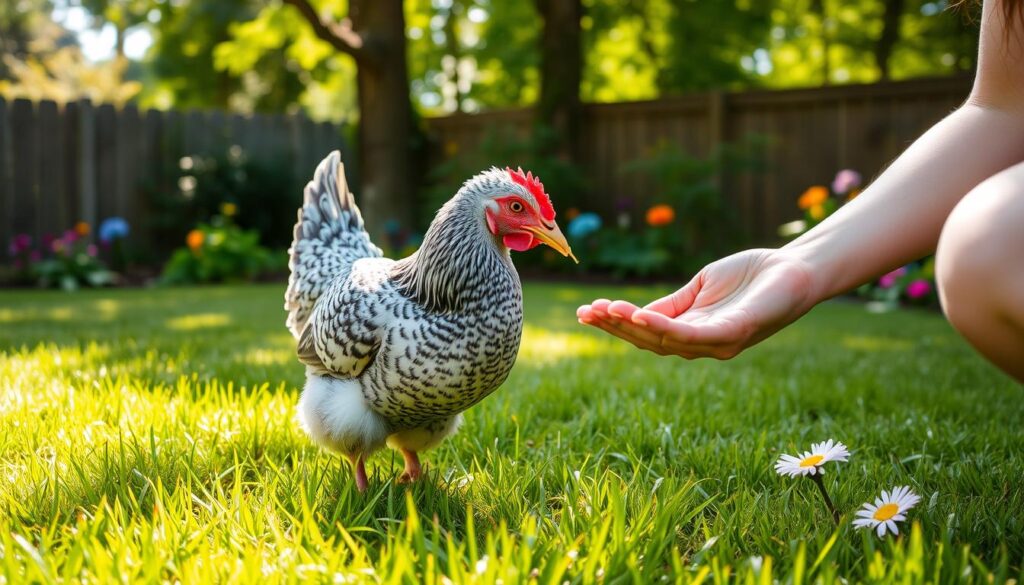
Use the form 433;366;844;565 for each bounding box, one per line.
809;204;826;221
75;221;90;236
566;207;581;220
798;186;828;210
186;229;204;251
646;204;675;227
846;188;861;202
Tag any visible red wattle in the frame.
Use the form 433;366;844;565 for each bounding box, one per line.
503;232;534;252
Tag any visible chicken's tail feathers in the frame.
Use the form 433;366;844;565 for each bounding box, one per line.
285;151;382;338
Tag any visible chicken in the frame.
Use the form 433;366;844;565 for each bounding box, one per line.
285;151;575;491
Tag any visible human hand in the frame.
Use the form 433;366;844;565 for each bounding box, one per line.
577;248;819;359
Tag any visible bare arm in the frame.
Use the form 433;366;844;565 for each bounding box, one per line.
579;0;1024;358
795;0;1024;300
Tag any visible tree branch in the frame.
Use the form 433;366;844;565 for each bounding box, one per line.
282;0;365;59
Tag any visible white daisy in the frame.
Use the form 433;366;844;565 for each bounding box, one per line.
774;439;850;477
852;486;921;537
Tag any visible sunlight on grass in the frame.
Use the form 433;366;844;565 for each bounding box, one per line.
518;323;626;363
166;312;233;331
0;284;1021;583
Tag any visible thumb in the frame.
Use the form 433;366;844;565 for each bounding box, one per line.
644;272;702;317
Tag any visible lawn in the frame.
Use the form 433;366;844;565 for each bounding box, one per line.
0;283;1021;583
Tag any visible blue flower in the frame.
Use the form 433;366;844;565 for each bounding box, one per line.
98;217;130;242
567;212;602;239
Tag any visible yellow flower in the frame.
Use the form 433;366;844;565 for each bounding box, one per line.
220;202;238;217
798;186;829;210
186;230;204;252
75;221;90;236
444;141;459;156
645;204;675;227
809;204;826;221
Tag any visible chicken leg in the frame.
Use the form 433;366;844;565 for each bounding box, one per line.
346;454;369;492
397;448;422;484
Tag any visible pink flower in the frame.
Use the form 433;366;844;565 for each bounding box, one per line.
906;279;932;299
29;250;41;262
878;266;907;289
87;244;98;257
832;169;862;194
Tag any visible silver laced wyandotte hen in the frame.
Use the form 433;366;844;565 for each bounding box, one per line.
285;151;576;491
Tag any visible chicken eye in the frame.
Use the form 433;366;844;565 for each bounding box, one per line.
509;201;524;213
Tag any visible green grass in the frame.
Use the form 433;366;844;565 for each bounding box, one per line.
0;283;1021;583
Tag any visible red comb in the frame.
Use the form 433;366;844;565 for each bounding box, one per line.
506;167;555;221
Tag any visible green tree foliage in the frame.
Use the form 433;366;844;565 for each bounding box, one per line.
0;0;140;104
212;0;358;122
0;0;56;80
761;0;978;87
142;0;306;113
71;0;977;115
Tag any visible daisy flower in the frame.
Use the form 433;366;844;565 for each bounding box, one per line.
853;486;921;537
774;439;850;477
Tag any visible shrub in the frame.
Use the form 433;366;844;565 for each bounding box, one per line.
161;205;277;285
146;145;297;253
5;223;115;290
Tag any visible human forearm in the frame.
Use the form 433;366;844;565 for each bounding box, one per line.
784;102;1024;302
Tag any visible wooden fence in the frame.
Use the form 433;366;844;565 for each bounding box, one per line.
425;76;973;242
1;77;973;258
0;98;346;252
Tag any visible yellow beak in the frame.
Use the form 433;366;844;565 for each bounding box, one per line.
525;223;578;264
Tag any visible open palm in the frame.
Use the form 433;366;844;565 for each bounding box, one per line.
577;249;817;359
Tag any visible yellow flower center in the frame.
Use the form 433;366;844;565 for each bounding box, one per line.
799;454;824;467
873;503;899;521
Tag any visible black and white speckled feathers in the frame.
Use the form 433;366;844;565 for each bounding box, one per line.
287;158;530;436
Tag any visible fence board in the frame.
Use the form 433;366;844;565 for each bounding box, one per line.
0;99;11;249
10;99;38;238
425;76;973;242
37;100;64;236
116;105;141;232
0;77;969;263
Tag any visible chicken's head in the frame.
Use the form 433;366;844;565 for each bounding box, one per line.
480;167;577;263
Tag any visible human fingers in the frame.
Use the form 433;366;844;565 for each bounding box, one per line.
643;273;702;317
606;300;642;319
631;308;752;349
584;316;672;355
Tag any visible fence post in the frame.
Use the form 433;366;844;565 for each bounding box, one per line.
0;98;11;249
708;91;727;190
10;99;38;238
79;100;98;232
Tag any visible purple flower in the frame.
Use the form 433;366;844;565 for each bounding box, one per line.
832;169;862;195
906;279;932;299
87;244;98;257
878;266;908;289
8;234;32;255
29;250;41;262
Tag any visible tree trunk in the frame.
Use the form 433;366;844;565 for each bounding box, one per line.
283;0;417;239
349;0;416;239
534;0;583;163
875;0;904;80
